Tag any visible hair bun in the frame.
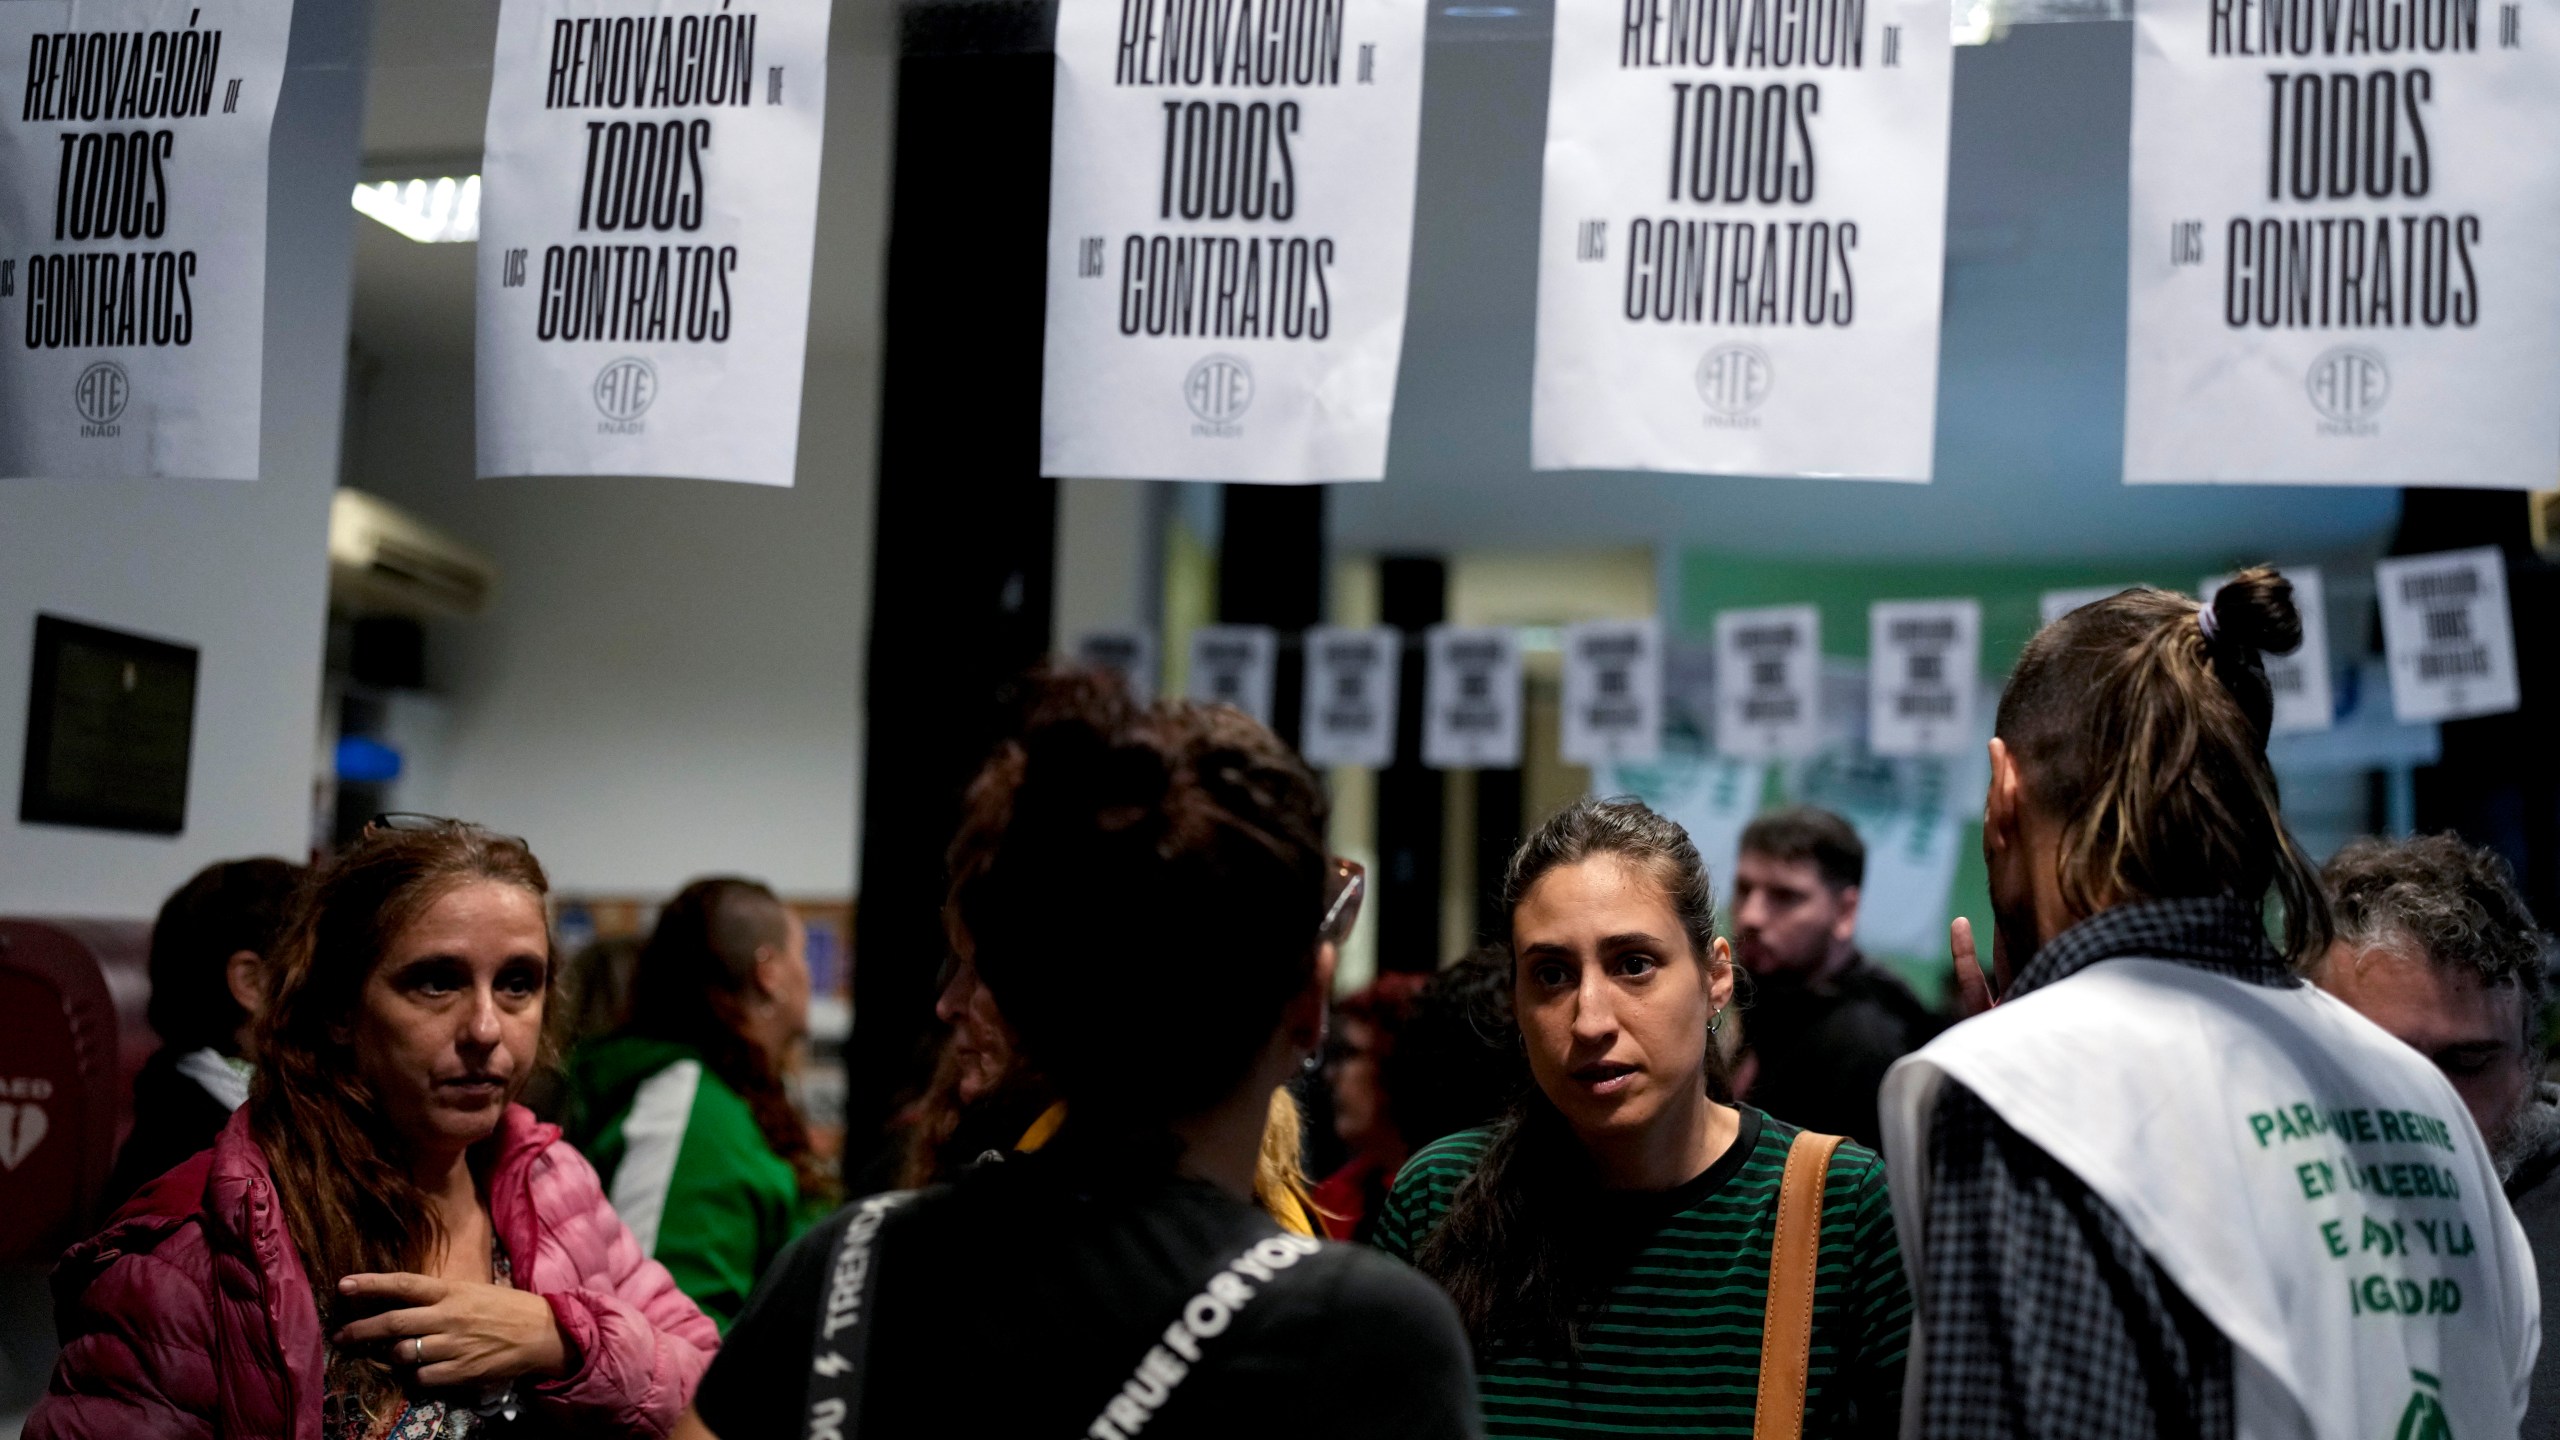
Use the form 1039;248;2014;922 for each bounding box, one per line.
2208;565;2305;658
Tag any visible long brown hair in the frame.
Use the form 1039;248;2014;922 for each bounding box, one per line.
623;877;822;1196
1997;566;2332;959
1415;796;1729;1360
249;823;551;1426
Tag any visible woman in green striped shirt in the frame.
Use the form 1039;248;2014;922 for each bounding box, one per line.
1374;798;1911;1438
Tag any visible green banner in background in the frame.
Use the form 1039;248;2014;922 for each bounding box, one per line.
1651;551;2219;1003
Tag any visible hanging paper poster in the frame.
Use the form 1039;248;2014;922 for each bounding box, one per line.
1076;627;1159;701
1186;623;1279;723
2375;547;2519;721
0;0;293;480
1038;0;1430;482
2201;567;2334;733
475;0;830;486
1715;605;1819;759
1528;0;1953;479
1301;624;1399;767
1561;619;1663;765
2123;0;2560;486
1868;599;1978;757
1422;626;1522;769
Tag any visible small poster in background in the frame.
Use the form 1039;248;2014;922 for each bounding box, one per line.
1528;0;1954;479
1301;625;1400;768
2200;567;2334;734
1714;605;1820;760
0;0;295;480
2375;547;2520;722
476;0;831;486
1561;619;1662;765
1038;0;1431;482
2122;0;2560;486
1075;627;1158;701
1186;624;1279;725
1868;599;1979;757
2039;585;2137;627
1422;626;1522;768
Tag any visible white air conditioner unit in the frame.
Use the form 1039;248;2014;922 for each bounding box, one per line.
328;489;498;619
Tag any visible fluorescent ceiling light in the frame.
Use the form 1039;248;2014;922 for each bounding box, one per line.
353;175;480;244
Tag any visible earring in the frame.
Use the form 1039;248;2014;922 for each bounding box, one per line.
1708;1007;1726;1034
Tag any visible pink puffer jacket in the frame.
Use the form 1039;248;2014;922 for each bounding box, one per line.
27;1104;719;1440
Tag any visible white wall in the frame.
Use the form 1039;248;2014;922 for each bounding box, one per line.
0;2;374;917
350;354;878;897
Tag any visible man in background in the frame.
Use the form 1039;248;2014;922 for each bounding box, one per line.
2313;833;2560;1436
1729;806;1940;1148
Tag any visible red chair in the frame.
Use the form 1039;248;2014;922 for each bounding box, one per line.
0;920;154;1266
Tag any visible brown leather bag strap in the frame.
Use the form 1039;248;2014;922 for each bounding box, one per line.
1753;1129;1846;1440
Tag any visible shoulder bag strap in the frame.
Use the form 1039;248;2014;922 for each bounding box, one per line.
1753;1130;1845;1440
1081;1228;1329;1440
803;1188;927;1440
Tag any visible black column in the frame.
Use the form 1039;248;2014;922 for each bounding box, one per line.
1474;765;1524;947
1377;556;1446;973
1217;486;1326;747
847;23;1059;1157
2400;489;2559;928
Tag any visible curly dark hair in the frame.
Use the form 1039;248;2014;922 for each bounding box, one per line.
946;668;1332;1127
2321;834;2552;1046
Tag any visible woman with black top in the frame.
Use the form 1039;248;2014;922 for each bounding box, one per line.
673;676;1483;1440
1375;797;1911;1438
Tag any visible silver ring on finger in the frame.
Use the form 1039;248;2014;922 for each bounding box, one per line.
409;1336;426;1365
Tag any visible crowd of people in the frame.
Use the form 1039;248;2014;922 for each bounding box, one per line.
20;566;2557;1438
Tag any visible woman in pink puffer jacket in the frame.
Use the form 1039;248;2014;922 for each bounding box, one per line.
29;821;718;1440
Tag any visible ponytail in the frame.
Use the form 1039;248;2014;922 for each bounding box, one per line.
1998;566;2332;960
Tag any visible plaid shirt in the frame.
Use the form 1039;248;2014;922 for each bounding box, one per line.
1915;896;2297;1440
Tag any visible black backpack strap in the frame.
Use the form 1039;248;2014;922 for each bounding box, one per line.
1081;1229;1329;1440
803;1187;930;1440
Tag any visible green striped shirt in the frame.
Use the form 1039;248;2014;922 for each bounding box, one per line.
1373;1107;1910;1438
